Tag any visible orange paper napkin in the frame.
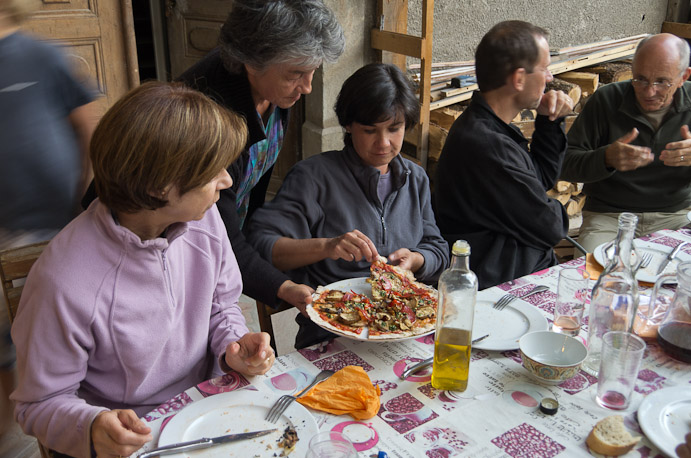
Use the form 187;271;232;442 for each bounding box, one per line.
585;253;603;280
297;365;381;420
585;253;653;287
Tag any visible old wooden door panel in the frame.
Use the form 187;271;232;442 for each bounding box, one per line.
21;0;139;118
166;0;231;79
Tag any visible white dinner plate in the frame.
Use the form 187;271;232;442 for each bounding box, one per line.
593;240;691;283
157;390;318;457
307;277;436;342
638;386;691;458
472;299;549;351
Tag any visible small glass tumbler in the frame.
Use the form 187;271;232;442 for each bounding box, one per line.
305;430;357;458
596;331;645;410
552;268;589;336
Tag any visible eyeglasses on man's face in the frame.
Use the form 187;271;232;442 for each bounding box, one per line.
631;78;674;91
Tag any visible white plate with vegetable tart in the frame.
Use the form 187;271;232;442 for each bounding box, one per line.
306;257;438;341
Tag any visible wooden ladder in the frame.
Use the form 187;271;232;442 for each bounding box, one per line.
371;0;434;169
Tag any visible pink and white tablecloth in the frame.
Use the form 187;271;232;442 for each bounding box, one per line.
134;229;691;458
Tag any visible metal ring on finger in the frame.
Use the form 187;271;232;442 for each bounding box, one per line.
682;155;685;162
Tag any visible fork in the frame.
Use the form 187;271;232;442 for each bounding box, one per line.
265;369;334;423
638;251;653;269
493;285;549;311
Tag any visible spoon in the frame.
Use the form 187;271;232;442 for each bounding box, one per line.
399;334;490;381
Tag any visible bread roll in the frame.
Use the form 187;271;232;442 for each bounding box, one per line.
586;415;641;456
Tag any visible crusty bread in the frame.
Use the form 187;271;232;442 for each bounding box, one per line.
586;415;641;456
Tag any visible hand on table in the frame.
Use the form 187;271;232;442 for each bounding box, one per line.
537;89;574;121
326;229;379;263
91;409;151;458
388;248;424;273
604;128;654;171
277;280;314;316
677;433;691;458
660;125;691;167
224;332;274;376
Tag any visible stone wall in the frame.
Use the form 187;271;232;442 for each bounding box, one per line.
303;0;670;158
409;0;668;63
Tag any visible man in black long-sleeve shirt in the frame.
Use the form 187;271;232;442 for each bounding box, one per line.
435;20;573;289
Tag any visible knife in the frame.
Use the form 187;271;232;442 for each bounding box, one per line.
398;334;490;380
656;241;688;275
137;429;277;458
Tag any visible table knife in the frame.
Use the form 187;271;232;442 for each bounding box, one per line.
656;241;688;275
137;429;277;458
399;334;490;380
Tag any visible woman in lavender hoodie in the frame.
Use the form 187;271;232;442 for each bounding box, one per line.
10;82;275;458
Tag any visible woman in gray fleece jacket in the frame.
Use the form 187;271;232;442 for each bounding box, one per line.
247;63;449;348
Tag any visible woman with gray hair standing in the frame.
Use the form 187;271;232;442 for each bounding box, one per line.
177;0;345;318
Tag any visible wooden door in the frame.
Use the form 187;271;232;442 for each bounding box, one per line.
165;0;301;198
21;0;139;118
165;0;231;79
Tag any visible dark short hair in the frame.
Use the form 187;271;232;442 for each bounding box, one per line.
475;20;549;92
91;82;247;213
219;0;345;73
334;63;420;147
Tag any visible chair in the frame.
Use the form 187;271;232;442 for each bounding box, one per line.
255;301;293;354
554;235;588;263
566;235;587;257
0;240;53;458
0;240;49;323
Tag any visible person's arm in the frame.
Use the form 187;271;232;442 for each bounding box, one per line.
391;169;449;282
12;276;119;457
560;87;651;182
91;410;152;458
215;180;291;308
205;206;256;365
68;101;99;200
271;230;379;271
476;137;567;251
528;90;572;189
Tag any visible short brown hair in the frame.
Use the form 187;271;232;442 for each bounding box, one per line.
91;82;247;213
475;20;549;92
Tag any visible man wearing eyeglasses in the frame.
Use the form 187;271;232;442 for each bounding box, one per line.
561;33;691;252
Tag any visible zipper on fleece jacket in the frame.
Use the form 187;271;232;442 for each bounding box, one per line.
160;249;176;307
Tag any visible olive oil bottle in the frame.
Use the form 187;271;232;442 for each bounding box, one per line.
432;240;477;391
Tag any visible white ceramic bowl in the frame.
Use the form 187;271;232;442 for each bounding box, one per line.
519;331;587;385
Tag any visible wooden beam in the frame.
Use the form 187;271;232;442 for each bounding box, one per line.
662;21;691;39
376;0;408;70
371;29;424;58
416;0;434;168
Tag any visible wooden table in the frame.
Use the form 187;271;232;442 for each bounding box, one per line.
133;229;691;457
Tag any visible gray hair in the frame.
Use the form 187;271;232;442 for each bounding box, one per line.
636;34;691;76
219;0;345;74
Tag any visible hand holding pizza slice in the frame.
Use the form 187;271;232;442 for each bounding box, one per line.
307;256;438;340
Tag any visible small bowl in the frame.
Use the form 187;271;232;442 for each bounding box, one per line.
519;331;587;385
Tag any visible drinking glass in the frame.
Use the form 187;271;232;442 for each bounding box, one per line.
305;431;357;458
552;268;589;336
595;331;645;410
